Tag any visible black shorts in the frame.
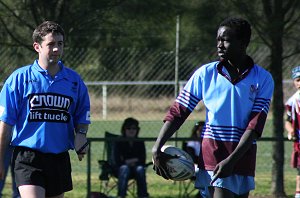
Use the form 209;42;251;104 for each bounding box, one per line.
12;146;73;197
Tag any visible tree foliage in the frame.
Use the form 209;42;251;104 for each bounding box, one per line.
0;0;186;49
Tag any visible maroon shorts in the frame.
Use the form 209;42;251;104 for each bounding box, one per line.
291;142;300;168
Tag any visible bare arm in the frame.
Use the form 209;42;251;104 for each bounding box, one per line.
0;121;13;179
152;121;179;179
285;120;295;140
152;121;177;153
211;129;258;184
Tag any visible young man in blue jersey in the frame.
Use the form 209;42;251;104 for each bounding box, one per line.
152;17;274;198
0;21;90;198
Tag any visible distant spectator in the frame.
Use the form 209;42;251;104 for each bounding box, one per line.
183;121;205;198
114;117;149;198
185;121;205;164
285;66;300;198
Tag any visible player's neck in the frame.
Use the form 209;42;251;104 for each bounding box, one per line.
38;60;61;77
228;55;248;72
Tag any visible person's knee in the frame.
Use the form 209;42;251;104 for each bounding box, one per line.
135;165;145;174
119;165;130;175
120;165;130;171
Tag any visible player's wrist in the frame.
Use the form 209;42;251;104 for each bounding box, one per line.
76;128;88;135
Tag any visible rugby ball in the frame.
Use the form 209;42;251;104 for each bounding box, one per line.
161;145;195;181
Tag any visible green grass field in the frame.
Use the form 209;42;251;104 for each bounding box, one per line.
1;118;297;198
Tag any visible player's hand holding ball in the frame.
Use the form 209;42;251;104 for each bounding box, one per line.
74;133;89;161
152;145;194;181
152;145;177;180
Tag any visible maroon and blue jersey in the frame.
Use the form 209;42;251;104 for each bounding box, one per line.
285;91;300;168
165;57;274;176
285;91;300;139
0;60;91;154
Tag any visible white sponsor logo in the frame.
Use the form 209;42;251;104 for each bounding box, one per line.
28;93;73;123
30;95;71;109
86;111;91;121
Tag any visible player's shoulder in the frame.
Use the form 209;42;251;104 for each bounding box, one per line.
286;91;299;105
6;64;33;81
63;66;81;77
199;61;218;71
252;64;274;82
12;64;32;74
193;61;219;76
252;64;272;76
60;64;84;82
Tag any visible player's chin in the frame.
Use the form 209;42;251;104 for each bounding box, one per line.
49;59;59;65
49;56;60;63
218;53;227;59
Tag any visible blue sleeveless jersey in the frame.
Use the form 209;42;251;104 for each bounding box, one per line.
0;60;91;153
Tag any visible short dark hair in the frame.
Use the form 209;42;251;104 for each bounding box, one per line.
219;17;251;46
32;21;65;44
121;117;140;137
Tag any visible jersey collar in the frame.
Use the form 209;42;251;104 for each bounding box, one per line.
32;60;69;79
217;56;254;84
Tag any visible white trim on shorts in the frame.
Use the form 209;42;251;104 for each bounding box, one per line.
194;169;255;196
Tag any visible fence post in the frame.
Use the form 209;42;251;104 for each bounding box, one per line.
174;15;180;147
102;84;107;120
175;15;180;98
86;141;91;198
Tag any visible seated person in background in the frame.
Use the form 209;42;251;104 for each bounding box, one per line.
114;117;149;198
185;121;205;164
184;121;205;198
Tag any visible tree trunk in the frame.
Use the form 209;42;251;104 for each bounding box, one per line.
269;10;286;196
270;43;286;197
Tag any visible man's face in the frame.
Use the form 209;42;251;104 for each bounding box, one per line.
216;26;245;61
293;77;300;90
33;33;64;66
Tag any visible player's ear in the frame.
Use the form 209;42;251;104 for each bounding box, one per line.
33;42;40;53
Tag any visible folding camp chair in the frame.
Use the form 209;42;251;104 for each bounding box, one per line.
98;131;152;197
98;131;137;197
178;142;199;198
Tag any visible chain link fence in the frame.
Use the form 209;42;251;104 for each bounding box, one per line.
0;45;299;197
0;45;297;122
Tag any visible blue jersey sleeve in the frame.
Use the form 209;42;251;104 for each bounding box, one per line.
0;76;20;126
73;79;91;125
253;71;274;114
176;68;203;112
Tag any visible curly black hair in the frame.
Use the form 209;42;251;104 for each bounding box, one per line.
219;17;251;47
